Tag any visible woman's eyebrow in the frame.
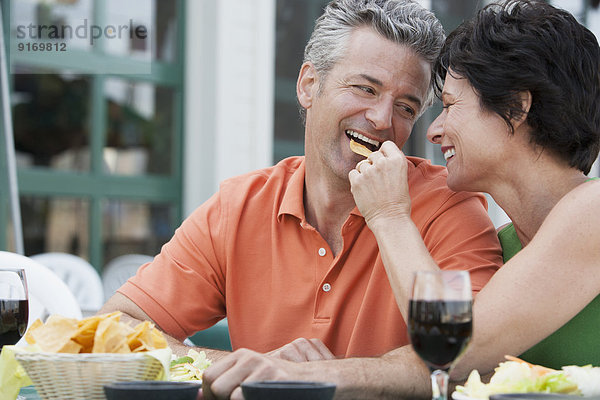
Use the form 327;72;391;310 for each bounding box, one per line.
441;91;454;103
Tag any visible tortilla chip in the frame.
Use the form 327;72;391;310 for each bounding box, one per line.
59;339;83;354
150;327;168;350
21;311;168;354
92;317;134;353
23;319;43;345
126;321;168;352
127;321;151;352
350;138;372;157
28;315;79;353
74;312;122;353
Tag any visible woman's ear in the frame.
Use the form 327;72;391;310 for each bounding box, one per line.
297;62;318;109
512;90;532;130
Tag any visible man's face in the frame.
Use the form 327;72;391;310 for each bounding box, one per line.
298;26;431;183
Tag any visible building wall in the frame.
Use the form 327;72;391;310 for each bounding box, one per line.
184;0;275;217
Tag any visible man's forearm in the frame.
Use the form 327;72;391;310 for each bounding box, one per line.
166;335;231;361
293;345;431;400
98;293;231;361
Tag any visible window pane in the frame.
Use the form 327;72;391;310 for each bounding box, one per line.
104;78;174;176
104;0;177;62
12;72;92;171
10;0;94;52
9;0;176;62
21;196;90;259
275;0;315;80
273;0;328;162
273;101;304;162
102;199;174;262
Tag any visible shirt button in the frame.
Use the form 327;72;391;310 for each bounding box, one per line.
322;283;331;292
318;247;326;257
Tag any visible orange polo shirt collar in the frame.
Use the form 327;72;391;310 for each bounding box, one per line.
277;158;362;224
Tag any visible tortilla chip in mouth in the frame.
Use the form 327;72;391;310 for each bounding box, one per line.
349;139;372;157
345;130;381;153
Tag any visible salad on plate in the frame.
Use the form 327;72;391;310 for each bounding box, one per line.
169;349;212;382
452;356;600;400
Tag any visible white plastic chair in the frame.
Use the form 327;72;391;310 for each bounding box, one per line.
0;251;82;340
31;252;104;314
102;254;153;301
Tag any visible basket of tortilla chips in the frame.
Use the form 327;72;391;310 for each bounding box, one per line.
12;311;172;400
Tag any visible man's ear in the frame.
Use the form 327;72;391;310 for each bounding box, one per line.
512;90;532;130
297;62;318;109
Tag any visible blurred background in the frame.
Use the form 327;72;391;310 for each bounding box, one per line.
0;0;598;274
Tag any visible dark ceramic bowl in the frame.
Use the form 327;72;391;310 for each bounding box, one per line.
241;381;336;400
103;381;201;400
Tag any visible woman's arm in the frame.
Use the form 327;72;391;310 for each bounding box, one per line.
349;141;442;319
350;143;600;378
452;180;600;378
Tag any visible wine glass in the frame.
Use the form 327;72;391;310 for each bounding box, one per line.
0;268;29;349
408;270;473;400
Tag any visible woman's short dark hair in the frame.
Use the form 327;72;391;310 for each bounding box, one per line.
435;0;600;174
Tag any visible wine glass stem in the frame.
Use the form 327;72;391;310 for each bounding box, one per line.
430;369;449;400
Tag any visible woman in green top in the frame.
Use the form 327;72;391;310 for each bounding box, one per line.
348;0;600;389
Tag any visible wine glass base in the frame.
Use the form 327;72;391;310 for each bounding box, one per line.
431;369;449;400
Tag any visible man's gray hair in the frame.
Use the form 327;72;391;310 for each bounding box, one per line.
300;0;445;121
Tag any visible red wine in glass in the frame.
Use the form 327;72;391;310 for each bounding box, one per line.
0;268;29;349
408;271;473;400
1;299;29;347
409;299;472;370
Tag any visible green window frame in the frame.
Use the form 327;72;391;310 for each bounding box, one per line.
0;0;186;272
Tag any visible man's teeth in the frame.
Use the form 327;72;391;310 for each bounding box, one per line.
444;148;456;161
346;130;380;148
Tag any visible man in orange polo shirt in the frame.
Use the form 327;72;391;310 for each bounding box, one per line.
100;0;503;398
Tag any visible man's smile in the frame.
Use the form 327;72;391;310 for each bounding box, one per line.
442;146;456;161
345;129;382;152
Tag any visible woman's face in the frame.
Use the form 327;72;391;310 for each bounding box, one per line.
426;72;512;192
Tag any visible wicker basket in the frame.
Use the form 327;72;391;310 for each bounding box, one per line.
15;352;164;400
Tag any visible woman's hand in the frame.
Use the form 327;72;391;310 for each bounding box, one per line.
349;141;411;229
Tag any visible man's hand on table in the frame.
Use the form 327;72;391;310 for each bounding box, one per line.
202;348;299;399
201;338;334;400
267;338;336;362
